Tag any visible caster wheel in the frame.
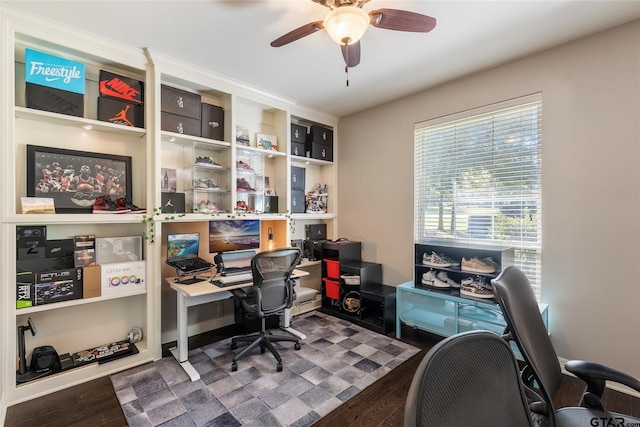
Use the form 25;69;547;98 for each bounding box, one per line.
295;342;301;350
277;363;283;372
231;362;238;372
231;342;238;350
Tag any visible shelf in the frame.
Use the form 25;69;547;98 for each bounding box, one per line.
161;130;230;149
291;155;333;166
15;289;147;315
236;146;286;159
15;106;146;138
5;213;147;225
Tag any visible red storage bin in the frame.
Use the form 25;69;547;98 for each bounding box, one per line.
323;278;340;300
324;259;340;279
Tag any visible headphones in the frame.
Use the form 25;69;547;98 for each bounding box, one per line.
127;327;143;343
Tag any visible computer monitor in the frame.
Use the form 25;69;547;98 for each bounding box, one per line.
167;232;200;258
209;220;260;253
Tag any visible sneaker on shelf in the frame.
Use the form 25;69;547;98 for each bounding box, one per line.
198;200;223;213
194;178;218;189
115;197;146;214
421;269;449;288
92;195;130;214
195;156;222;167
461;257;495;274
422;251;451;268
236;178;255;192
311;183;328;195
436;271;460;288
236;160;253;171
439;253;460;268
235;200;253;212
481;257;501;272
460;275;494;299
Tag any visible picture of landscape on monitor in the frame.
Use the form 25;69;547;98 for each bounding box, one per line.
209;220;260;253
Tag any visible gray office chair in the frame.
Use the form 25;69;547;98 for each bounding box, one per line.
230;247;302;372
491;266;640;427
404;330;534;427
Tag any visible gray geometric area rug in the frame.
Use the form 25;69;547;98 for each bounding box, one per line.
111;311;420;426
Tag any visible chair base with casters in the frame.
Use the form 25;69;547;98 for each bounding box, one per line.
230;317;301;372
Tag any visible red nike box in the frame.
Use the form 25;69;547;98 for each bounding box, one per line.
98;97;144;128
99;70;144;105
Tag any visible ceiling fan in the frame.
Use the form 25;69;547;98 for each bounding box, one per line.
270;0;437;69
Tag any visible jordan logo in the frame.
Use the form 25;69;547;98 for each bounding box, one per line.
165;199;174;207
109;105;134;127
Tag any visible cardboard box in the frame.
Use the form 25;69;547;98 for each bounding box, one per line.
96;236;142;264
16;225;46;238
25;48;85;94
291;190;306;213
161;192;186;213
98;70;143;105
263;196;278;213
26;82;84;118
16;272;35;309
45;239;74;258
34;268;83;305
291;166;306;191
101;261;146;296
83;265;101;299
201;103;224;140
161;111;201;137
97;97;144;128
161;85;201;119
17;256;74;274
17;236;46;260
74;235;96;267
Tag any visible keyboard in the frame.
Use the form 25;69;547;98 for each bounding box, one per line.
218;273;253;284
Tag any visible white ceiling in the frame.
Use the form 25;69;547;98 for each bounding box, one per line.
6;1;640;117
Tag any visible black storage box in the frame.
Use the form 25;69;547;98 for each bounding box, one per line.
17;225;46;238
98;97;144;128
45;239;74;258
98;70;144;105
291;141;306;157
306;141;333;162
26;82;83;117
17;236;46;260
263;196;278;213
161;85;201;119
291;123;307;143
161;192;186;213
161;112;201;137
34;267;83;305
308;125;333;145
291;166;306;191
291;190;306;213
305;224;327;241
17;256;74;274
201;103;224;141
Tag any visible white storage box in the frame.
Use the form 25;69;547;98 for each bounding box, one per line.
101;260;146;295
341;274;360;285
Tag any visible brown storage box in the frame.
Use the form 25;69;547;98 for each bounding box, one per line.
161;85;201;119
98;97;144;128
83;265;101;299
26;82;84;117
201;103;224;141
161;111;201;137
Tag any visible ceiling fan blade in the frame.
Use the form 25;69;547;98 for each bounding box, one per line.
270;21;325;47
341;41;361;68
369;8;436;32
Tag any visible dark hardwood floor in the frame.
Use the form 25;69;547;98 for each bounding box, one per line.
5;321;639;426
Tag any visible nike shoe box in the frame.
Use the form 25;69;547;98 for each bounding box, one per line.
161;111;201;137
306;141;333;162
26;82;84;118
161;192;186;213
201;103;224;141
291;166;306;191
291;141;306;157
34;267;83;306
291;123;307;143
308;125;333;146
161;85;201;119
101;260;146;296
98;97;144;128
98;70;144;105
291;190;306;213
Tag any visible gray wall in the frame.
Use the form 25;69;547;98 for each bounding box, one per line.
337;20;640;378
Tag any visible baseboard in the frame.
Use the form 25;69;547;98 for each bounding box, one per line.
558;357;640;399
1;395;6;427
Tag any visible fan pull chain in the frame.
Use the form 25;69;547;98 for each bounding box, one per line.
344;42;350;87
345;65;349;87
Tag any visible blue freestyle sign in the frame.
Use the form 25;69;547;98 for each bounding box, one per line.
25;48;85;94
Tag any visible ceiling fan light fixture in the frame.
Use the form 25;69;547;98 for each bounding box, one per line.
324;6;369;45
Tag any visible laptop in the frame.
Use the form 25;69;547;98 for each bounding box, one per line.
165;232;213;279
214;249;257;284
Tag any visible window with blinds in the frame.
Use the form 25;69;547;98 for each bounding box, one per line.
414;94;542;298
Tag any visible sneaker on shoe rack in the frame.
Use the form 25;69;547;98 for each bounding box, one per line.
195;156;222;167
421;269;449;288
235;200;253;212
92;195;130;214
436;271;460;288
422;251;451;268
481;257;501;272
198;200;223;213
311;183;328;195
236;178;255;192
115;197;146;214
236;160;253;171
461;257;495;274
439;253;460;268
460;276;494;299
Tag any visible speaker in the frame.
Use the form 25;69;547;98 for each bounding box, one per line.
128;327;143;343
30;345;60;373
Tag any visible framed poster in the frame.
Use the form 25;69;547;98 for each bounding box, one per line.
27;145;132;213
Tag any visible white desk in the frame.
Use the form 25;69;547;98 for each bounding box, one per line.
168;269;309;381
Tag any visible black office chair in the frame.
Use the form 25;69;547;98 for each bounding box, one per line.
491;266;640;427
404;330;534;427
230;247;302;372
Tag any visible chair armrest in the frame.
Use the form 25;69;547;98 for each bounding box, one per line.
565;360;640;409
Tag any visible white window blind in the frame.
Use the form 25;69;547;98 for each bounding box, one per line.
414;94;542;298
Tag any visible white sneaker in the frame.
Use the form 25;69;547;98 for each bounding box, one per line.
422;269;449;287
437;271;460;288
